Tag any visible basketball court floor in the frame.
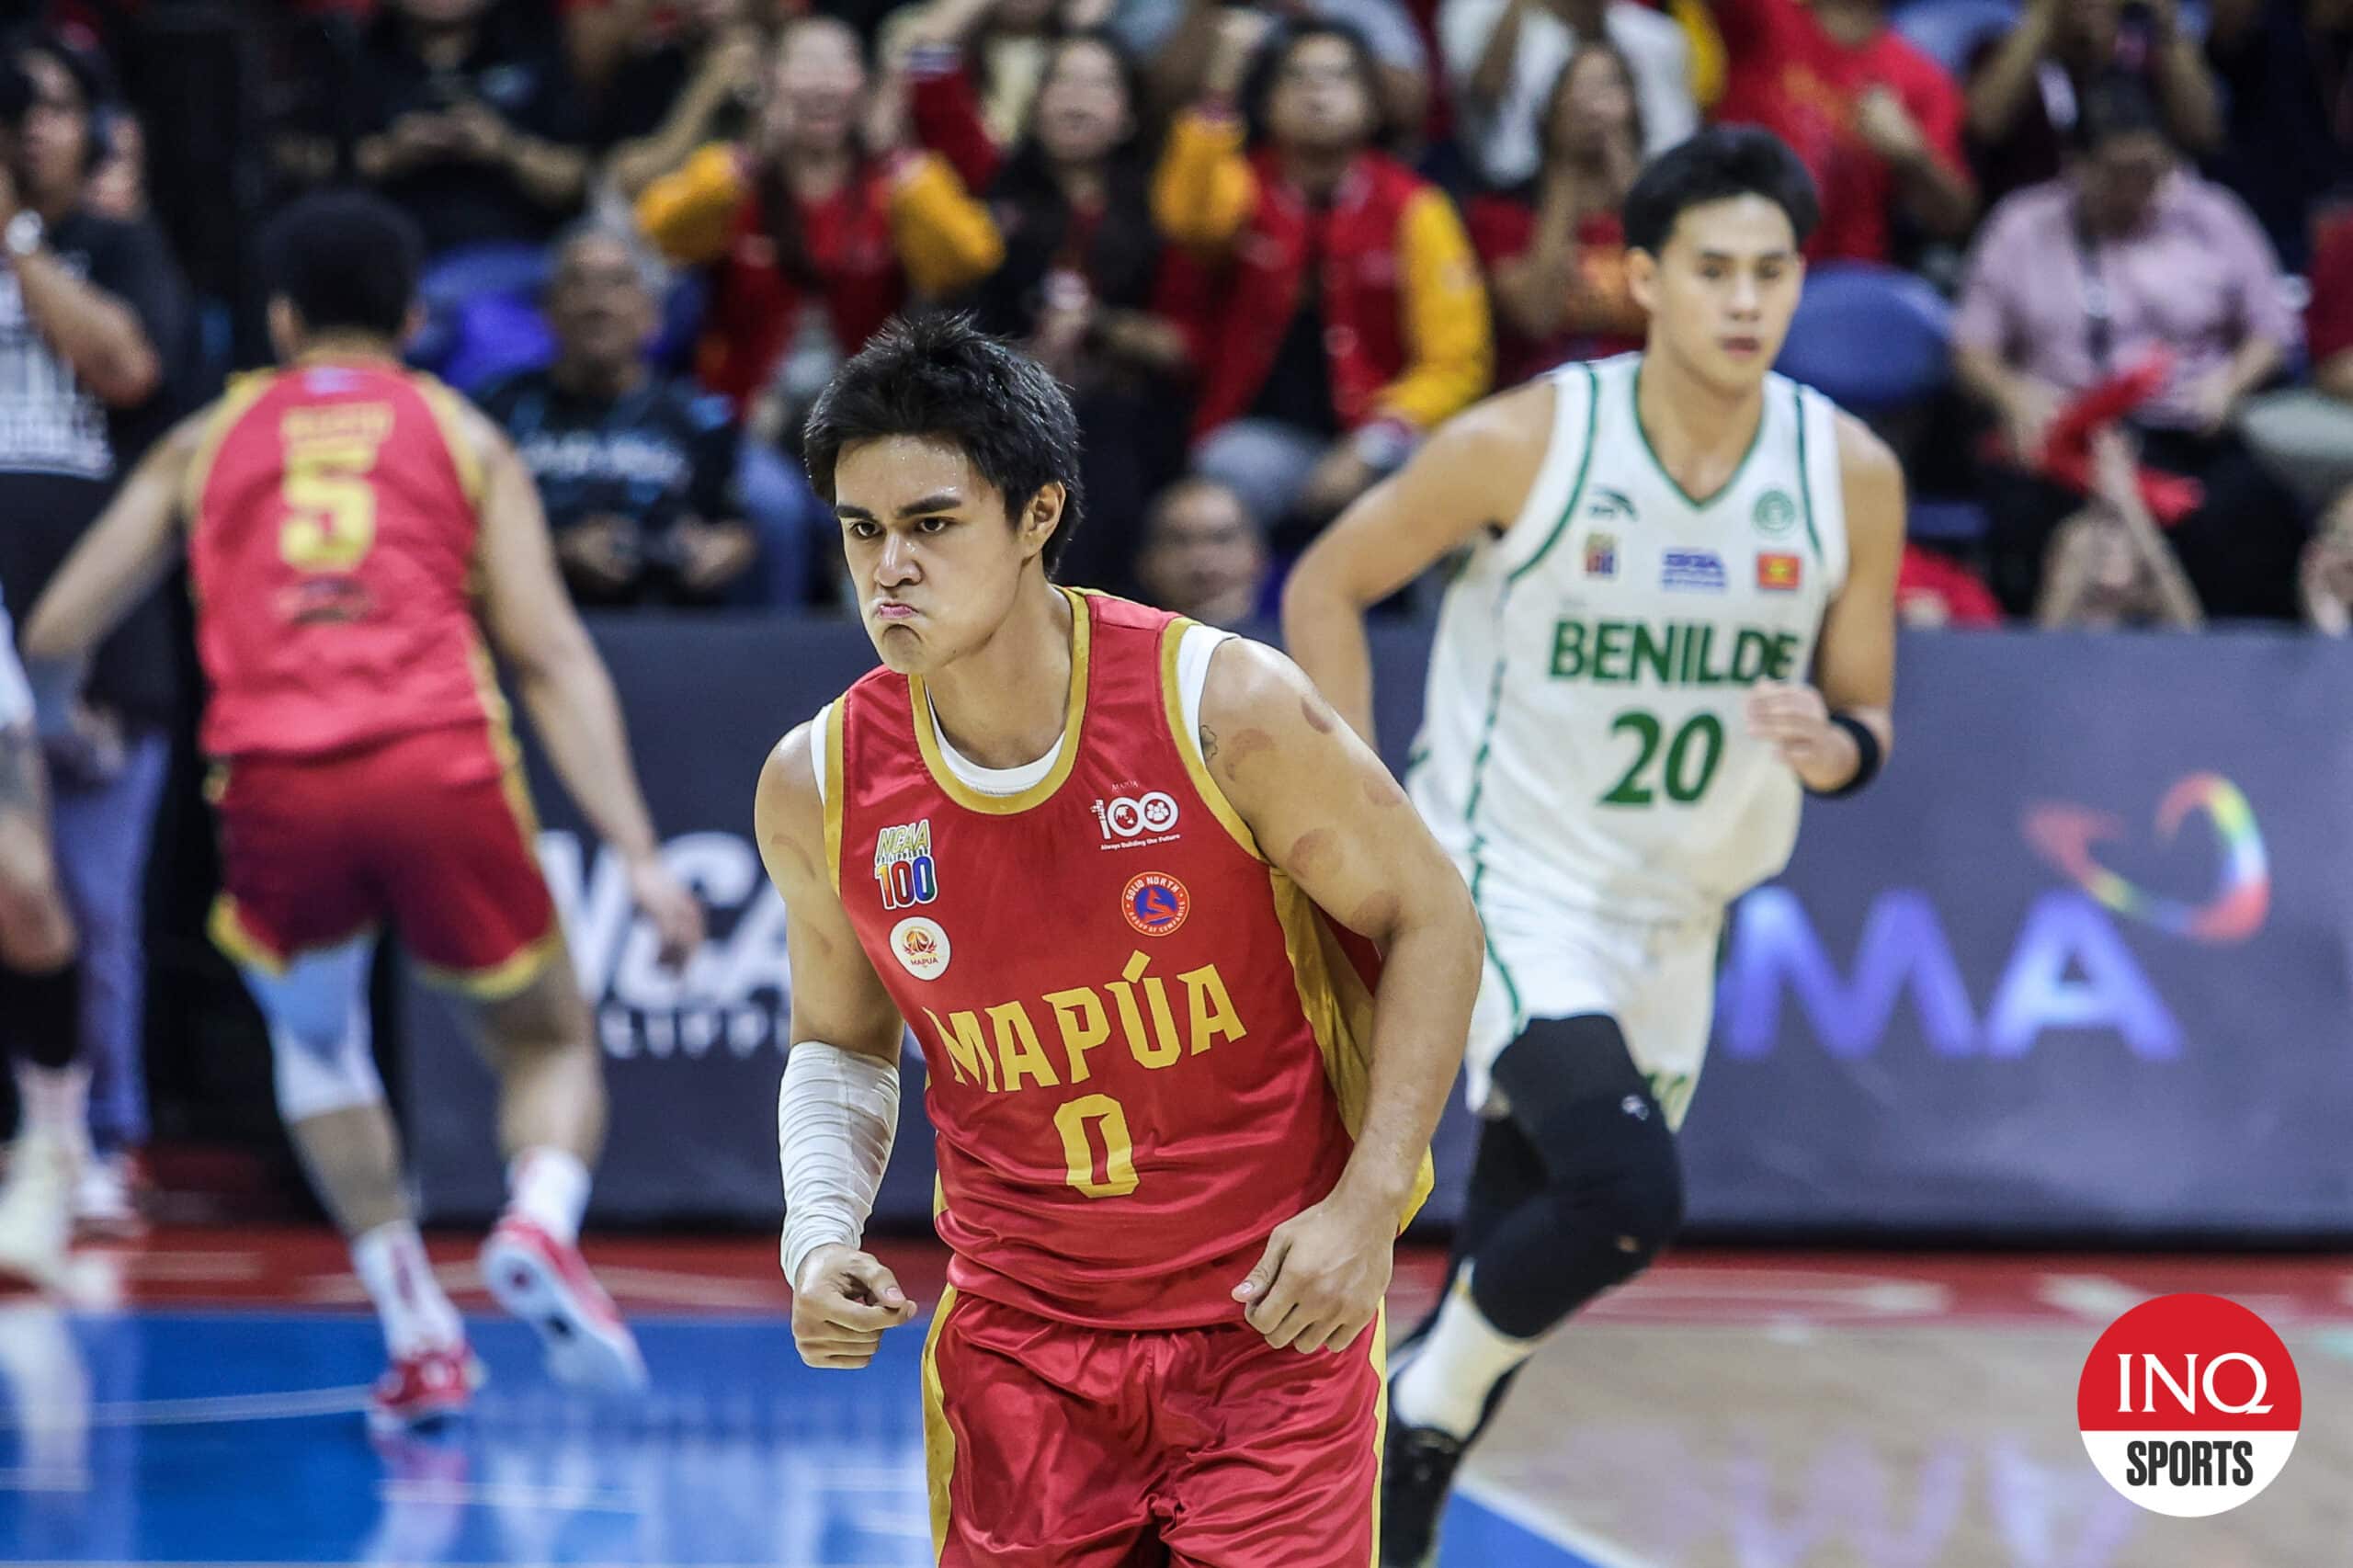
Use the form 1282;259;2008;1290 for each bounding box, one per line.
1;1232;2345;1566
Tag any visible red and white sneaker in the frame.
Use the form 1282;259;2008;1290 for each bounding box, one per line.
367;1342;483;1436
479;1217;646;1392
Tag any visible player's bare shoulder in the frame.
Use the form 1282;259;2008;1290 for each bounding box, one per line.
1419;378;1562;529
1832;408;1906;540
755;718;832;903
1196;636;1399;809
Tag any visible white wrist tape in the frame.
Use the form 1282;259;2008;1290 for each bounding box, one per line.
779;1040;901;1292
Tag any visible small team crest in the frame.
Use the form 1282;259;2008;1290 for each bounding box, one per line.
874;819;939;910
1660;549;1727;593
1757;551;1803;592
1121;872;1191;937
1753;490;1798;536
1584;532;1618;579
889;916;952;980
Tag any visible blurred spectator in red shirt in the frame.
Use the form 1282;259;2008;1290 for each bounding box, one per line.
634;15;1003;438
1465;40;1647;387
350;0;593;256
1897;543;2004;625
1964;0;2222;211
2265;213;2353;626
1954;79;2305;619
971;30;1193;593
1710;0;1977;262
1154;16;1491;544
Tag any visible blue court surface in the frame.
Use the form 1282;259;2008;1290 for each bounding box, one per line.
0;1306;1592;1567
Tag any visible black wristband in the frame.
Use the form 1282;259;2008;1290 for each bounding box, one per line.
1813;712;1883;799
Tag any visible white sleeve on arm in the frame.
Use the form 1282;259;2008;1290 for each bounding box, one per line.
778;1040;900;1291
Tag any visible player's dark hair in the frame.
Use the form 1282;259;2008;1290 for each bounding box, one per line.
1622;127;1820;256
260;190;422;340
802;312;1086;576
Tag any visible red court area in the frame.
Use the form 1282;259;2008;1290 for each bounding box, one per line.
46;1229;2353;1328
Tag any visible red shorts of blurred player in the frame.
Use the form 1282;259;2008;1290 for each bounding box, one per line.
921;1286;1384;1567
206;721;558;995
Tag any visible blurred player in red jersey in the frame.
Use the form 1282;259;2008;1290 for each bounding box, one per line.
23;194;705;1432
754;315;1485;1566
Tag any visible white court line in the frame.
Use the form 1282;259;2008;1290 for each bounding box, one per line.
1456;1471;1665;1568
0;1463;91;1492
0;1383;380;1428
376;1478;635;1513
2034;1274;2153;1322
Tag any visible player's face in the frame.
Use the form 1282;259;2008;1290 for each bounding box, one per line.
833;436;1064;676
1629;196;1804;394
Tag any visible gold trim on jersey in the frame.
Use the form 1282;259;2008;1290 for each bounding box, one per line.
180;370;278;527
920;1284;962;1562
1267;874;1435;1232
823;700;847;895
1157;618;1261;860
410;370;487;510
906;585;1091;815
412;928;563;1000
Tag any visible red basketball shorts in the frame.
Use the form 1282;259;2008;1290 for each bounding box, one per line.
920;1286;1384;1567
207;722;558;996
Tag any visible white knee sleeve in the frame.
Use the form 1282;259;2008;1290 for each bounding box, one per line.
245;938;384;1122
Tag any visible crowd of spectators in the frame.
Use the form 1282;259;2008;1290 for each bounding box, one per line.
0;0;2343;1224
55;0;2279;632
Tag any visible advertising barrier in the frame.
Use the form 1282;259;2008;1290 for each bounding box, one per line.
404;623;2353;1238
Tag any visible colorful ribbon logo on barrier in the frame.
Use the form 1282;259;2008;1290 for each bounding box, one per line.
2022;774;2268;944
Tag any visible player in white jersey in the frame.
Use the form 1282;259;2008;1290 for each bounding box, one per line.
1284;128;1904;1566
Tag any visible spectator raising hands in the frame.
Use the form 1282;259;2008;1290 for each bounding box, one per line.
1467;40;1649;385
972;30;1191;592
351;0;592;256
597;0;770;199
634;16;1002;434
1154;17;1491;548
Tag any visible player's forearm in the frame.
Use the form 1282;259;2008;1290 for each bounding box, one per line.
1336;897;1482;1214
1279;562;1380;744
516;648;663;863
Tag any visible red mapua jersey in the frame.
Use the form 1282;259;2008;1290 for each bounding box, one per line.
824;589;1432;1330
185;359;504;760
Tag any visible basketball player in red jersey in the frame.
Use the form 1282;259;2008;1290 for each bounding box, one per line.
755;314;1485;1566
23;194;704;1431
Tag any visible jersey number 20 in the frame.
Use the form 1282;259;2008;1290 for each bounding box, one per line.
279;437;382;572
1601;710;1723;806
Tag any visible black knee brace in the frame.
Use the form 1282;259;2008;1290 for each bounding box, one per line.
0;958;80;1070
1462;1014;1685;1339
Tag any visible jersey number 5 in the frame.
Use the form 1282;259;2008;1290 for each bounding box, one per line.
279;437;382;572
1601;710;1723;806
1054;1093;1138;1198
